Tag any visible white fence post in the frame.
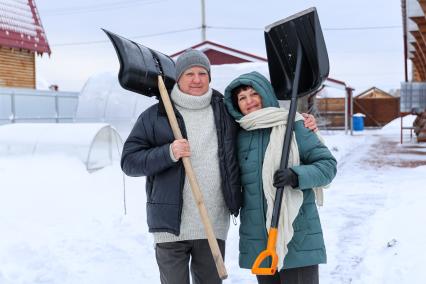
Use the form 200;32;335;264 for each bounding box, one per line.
10;91;16;123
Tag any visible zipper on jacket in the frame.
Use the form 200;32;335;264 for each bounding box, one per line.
176;110;187;235
244;133;254;160
259;129;269;258
213;94;236;216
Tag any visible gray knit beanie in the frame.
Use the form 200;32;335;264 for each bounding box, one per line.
175;49;211;81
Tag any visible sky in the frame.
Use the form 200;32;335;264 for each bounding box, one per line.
1;114;424;283
35;0;406;94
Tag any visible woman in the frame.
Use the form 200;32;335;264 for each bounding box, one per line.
224;71;337;284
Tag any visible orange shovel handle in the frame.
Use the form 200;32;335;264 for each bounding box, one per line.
251;228;279;275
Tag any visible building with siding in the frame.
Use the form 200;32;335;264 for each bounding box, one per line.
0;0;50;89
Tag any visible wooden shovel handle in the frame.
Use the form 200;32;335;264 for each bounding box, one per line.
157;75;228;280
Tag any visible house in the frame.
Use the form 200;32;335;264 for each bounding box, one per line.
170;40;267;65
354;87;400;127
0;0;50;89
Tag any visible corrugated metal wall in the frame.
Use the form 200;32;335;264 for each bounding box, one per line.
401;82;426;112
0;87;79;124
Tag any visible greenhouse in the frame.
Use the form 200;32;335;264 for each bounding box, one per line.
0;123;122;172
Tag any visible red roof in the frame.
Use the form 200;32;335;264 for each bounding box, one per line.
170;41;267;65
0;0;50;55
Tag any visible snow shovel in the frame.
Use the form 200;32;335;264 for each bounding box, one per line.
251;7;329;275
103;29;228;280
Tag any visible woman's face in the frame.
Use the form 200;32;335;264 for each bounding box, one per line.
237;87;263;115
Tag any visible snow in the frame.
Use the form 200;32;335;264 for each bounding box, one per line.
0;0;37;36
0;123;122;171
1;116;425;282
316;86;347;99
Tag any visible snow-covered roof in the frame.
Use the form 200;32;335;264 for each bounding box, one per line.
311;77;348;99
355;87;396;99
0;0;50;54
315;86;347;99
170;40;267;64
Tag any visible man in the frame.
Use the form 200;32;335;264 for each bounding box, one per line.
120;49;242;284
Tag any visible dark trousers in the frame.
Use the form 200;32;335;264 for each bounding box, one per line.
155;239;225;284
256;265;319;284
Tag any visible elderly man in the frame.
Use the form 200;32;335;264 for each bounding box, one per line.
121;49;242;284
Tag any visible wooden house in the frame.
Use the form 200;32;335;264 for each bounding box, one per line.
354;87;400;127
0;0;51;89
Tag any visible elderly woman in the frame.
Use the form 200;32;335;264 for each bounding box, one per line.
224;71;337;284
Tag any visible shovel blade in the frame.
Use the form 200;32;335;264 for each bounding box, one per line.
264;7;329;100
103;29;176;97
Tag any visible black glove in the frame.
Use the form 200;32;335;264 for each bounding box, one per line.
273;169;299;188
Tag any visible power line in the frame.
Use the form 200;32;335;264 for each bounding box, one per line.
51;27;201;47
324;25;401;31
50;23;402;47
47;13;403;47
207;25;402;32
206;25;261;31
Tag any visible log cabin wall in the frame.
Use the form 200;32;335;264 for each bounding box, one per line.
0;47;35;89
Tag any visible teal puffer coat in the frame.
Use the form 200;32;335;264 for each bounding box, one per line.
224;71;337;270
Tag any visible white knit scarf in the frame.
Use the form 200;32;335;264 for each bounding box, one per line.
237;107;304;271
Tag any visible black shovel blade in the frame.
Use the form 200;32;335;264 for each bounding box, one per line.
264;7;329;100
103;29;176;97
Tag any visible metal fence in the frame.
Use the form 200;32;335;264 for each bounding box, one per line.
0;87;79;124
400;82;426;112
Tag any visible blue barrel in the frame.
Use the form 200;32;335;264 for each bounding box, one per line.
353;113;365;131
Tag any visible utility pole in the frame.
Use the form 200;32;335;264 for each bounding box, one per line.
201;0;206;41
401;0;408;143
402;0;408;82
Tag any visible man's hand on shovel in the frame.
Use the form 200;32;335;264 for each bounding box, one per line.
171;139;191;160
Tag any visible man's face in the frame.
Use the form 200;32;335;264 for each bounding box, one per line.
177;66;209;96
237;87;263;115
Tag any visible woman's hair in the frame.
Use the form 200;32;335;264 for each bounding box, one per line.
231;84;252;112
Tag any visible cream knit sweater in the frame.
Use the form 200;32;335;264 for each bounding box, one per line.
153;85;229;243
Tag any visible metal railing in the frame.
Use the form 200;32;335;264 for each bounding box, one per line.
0;87;79;124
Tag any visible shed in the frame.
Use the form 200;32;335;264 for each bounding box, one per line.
314;78;353;128
0;0;50;89
170;40;267;65
354;87;400;127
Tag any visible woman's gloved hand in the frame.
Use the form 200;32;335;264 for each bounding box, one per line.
273;169;299;188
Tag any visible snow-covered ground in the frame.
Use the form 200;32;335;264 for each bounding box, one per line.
0;115;424;284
